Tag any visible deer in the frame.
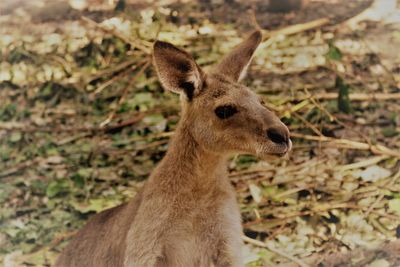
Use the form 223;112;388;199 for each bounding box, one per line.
55;30;291;267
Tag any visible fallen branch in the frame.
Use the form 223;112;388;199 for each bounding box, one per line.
242;235;311;267
56;132;92;146
0;159;36;179
263;18;330;41
0;110;155;134
103;113;147;133
81;16;151;54
85;58;138;88
364;170;400;217
278;240;400;267
292;112;323;136
92;70;129;95
306;90;375;148
336;155;390;171
342;0;397;29
244;202;399;229
291;133;400;158
299;92;400;101
95;139;170;156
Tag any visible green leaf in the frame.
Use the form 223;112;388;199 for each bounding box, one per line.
69;168;92;188
143;114;165;125
0;184;15;203
115;0;125;12
336;76;351;113
143;114;167;132
77;168;93;178
30;180;46;195
71;175;85;188
24;249;47;266
382;126;398;137
129;92;155;111
326;42;342;61
46;180;69;198
388;199;400;215
70;198;121;214
10;132;22;143
257;249;274;265
0;103;17;121
236;155;257;167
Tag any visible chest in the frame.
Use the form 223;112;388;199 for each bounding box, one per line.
160;196;242;266
175;182;242;235
124;180;243;266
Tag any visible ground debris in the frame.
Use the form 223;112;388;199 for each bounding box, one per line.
1;0;400;266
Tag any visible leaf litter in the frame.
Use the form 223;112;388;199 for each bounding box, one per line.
0;0;400;266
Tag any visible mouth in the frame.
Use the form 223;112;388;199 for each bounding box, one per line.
277;139;292;156
260;139;292;158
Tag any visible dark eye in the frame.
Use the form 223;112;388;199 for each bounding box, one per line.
214;105;238;119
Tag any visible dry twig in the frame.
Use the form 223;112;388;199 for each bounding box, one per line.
100;60;151;127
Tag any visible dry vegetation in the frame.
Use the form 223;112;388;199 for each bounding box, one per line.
0;0;400;266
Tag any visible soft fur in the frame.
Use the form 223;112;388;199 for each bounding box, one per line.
56;30;291;267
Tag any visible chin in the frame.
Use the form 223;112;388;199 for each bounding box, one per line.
258;152;289;161
256;142;292;160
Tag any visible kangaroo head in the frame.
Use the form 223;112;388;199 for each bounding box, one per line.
153;31;291;158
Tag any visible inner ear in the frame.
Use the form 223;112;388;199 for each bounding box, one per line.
179;81;195;101
153;41;204;100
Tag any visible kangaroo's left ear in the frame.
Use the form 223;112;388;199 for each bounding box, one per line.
153;41;204;101
213;30;262;82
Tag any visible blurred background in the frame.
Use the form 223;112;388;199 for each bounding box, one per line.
1;0;400;266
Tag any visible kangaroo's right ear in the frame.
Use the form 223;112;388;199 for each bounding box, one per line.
153;41;204;101
213;30;262;82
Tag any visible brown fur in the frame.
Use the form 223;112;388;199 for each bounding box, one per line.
56;30;291;267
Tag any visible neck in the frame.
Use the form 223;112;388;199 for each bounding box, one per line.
150;121;227;190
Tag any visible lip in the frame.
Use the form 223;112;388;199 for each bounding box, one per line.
287;139;293;152
271;139;292;157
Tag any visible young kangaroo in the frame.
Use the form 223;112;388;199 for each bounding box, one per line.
56;30;291;267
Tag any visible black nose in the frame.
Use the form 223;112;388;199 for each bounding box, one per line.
267;127;288;145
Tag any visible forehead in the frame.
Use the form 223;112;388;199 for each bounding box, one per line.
200;74;257;104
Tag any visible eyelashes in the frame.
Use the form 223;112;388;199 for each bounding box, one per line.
214;105;238;119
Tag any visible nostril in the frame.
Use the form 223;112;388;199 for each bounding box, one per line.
267;128;288;145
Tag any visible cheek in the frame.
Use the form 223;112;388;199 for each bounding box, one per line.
192;117;219;144
192;112;263;151
229;114;264;137
191;118;227;149
214;116;258;144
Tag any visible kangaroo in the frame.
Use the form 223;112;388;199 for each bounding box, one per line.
55;30;291;267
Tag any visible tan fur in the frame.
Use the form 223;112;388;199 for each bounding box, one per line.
55;30;291;267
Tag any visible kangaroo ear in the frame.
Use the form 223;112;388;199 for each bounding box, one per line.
213;30;262;82
153;41;204;101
